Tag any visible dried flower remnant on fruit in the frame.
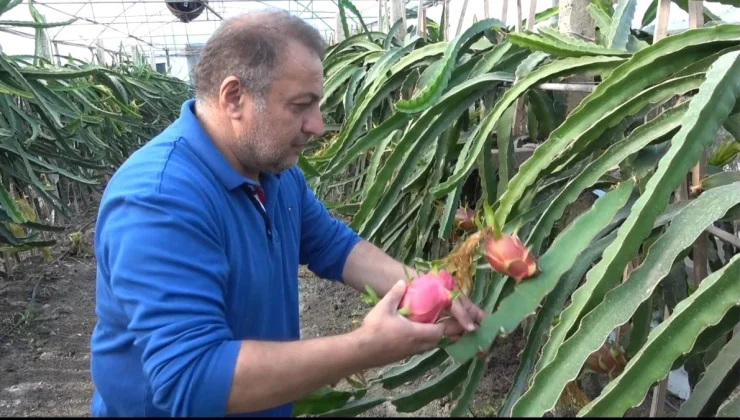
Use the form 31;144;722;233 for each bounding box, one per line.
483;230;539;282
442;230;485;296
554;381;592;417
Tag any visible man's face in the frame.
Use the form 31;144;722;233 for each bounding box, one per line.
232;42;325;176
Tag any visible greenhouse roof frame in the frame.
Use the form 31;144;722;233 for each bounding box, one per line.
1;0;384;56
2;0;739;82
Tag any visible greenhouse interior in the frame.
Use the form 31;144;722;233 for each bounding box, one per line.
2;0;740;417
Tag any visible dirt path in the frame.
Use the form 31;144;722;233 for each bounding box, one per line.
0;221;511;417
297;267;528;417
0;240;97;416
0;206;669;417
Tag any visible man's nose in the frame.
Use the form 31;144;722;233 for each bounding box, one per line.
303;105;325;138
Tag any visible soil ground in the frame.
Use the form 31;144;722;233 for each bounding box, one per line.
0;200;680;417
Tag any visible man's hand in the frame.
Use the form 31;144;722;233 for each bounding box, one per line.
224;281;443;415
440;293;486;342
356;280;447;366
342;240;488;342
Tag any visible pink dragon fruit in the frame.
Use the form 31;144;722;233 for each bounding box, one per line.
483;232;539;283
430;268;455;291
397;271;460;324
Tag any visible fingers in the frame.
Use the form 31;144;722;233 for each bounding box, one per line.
469;301;487;325
440;318;466;338
457;294;487;326
450;299;477;332
410;321;445;347
376;280;407;312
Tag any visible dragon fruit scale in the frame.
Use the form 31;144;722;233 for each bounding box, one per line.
483;232;539;282
397;271;460;324
427;268;455;291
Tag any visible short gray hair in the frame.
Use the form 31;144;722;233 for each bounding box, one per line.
193;10;326;102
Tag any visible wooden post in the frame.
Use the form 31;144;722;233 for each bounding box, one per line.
456;0;470;36
335;10;345;42
648;1;671;417
97;39;106;67
688;1;708;288
444;0;450;41
52;41;61;66
378;0;384;31
527;0;538;29
649;308;671;415
557;0;595;114
516;0;524;32
484;0;489;18
417;0;426;38
391;0;406;40
510;0;530;138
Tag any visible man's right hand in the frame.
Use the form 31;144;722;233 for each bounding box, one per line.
354;280;446;368
224;280;447;414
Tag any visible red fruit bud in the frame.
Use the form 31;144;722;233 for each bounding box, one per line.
584;343;628;379
454;207;476;232
397;273;459;324
483;232;539;282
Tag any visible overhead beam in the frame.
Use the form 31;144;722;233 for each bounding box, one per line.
30;0;379;3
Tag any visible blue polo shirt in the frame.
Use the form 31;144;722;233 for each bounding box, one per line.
89;99;363;417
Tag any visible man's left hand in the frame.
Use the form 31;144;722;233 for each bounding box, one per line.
340;240;487;341
440;293;486;342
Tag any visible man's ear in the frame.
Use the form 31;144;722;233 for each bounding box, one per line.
219;76;245;120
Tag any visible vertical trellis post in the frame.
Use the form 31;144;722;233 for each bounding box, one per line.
391;0;406;40
502;0;509;28
52;41;61;66
377;0;383;31
510;0;531;138
456;0;470;36
526;0;538;29
688;1;708;289
417;0;426;38
647;0;671;416
335;10;345;42
443;0;450;41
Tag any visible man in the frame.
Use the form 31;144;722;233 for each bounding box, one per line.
89;10;485;417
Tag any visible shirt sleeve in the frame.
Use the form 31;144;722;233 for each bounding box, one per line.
295;168;363;281
96;186;240;417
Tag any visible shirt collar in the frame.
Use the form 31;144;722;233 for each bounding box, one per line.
175;99;281;191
